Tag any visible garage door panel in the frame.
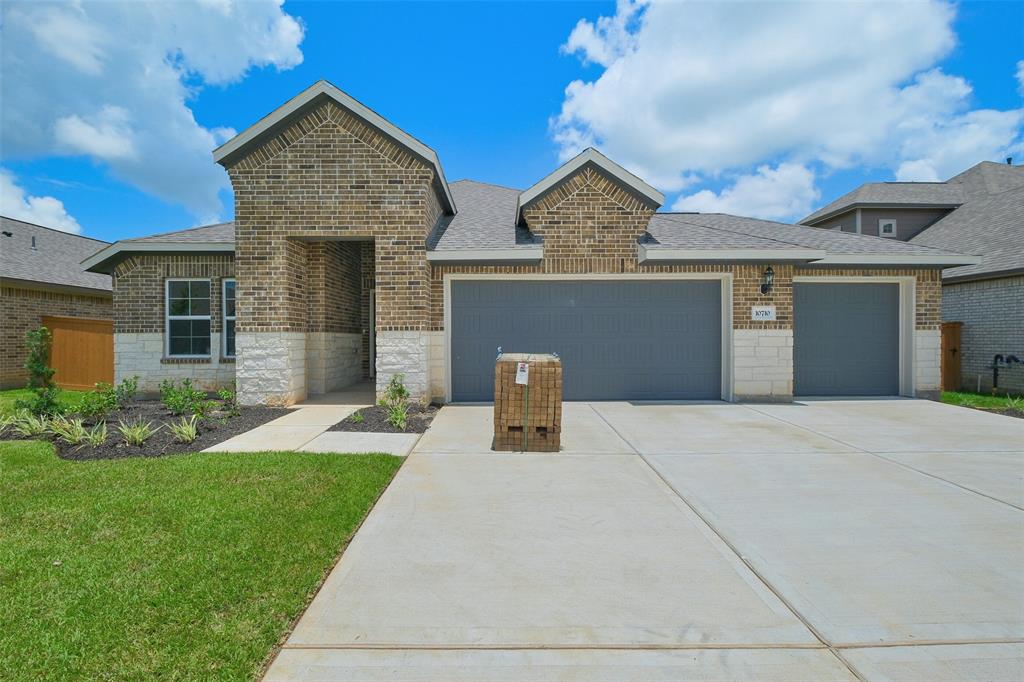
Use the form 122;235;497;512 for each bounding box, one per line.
450;280;722;401
794;283;900;396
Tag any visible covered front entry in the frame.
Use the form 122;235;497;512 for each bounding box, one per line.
793;282;900;396
449;279;722;402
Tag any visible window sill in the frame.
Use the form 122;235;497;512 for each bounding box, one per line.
161;357;212;365
220;357;236;364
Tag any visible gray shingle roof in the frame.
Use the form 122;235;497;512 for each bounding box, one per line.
910;185;1024;281
429;181;538;250
0;216;111;292
802;183;964;224
645;212;967;257
129;222;235;244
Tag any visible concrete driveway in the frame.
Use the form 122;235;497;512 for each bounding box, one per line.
266;400;1024;681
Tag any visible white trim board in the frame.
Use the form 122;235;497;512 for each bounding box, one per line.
83;241;234;273
441;272;734;404
427;248;543;263
792;275;916;397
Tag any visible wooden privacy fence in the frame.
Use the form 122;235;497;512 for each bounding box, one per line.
42;316;114;390
940;321;963;392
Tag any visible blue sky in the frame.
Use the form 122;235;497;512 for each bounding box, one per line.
1;0;1021;242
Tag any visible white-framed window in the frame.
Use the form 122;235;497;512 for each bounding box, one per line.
165;279;212;357
878;218;898;238
222;278;236;358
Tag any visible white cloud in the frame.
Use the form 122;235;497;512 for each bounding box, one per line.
1016;59;1024;96
1;169;82;234
672;163;819;221
0;0;304;221
555;1;1024;219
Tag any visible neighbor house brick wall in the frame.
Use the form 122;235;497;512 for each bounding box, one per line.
111;254;235;393
1;285;112;389
223;100;444;403
942;275;1024;394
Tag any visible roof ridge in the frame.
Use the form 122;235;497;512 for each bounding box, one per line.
452;178;521;191
0;215;110;243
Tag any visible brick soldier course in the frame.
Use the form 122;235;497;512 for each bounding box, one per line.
81;80;974;406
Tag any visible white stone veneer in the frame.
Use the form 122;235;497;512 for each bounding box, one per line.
376;330;431;401
306;332;362;395
115;333;235;394
733;329;794;401
426;331;445;402
236;331;306;406
914;328;941;398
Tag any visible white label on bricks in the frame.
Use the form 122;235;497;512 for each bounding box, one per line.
515;362;529;385
751;306;776;321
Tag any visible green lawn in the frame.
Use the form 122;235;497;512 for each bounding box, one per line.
0;388;88;415
0;441;402;680
941;391;1024;410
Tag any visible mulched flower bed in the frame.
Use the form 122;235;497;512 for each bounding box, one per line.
1;401;287;461
329;404;438;434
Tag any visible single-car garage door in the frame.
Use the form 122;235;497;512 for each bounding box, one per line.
450;279;721;401
794;283;900;396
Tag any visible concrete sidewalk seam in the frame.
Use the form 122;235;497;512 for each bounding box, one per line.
740;404;1024;513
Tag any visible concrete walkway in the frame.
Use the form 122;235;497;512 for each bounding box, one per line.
204;381;420;457
266;399;1024;681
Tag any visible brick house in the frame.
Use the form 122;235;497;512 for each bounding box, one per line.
83;81;977;405
1;217;113;388
802;161;1023;393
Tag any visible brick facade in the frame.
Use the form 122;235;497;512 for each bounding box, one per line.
942;275;1024;394
1;285;112;389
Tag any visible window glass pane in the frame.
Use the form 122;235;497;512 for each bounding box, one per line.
189;281;211;298
225;320;236;356
224;280;236;317
168;319;210;356
168;298;190;316
168;281;189;298
190;297;211;316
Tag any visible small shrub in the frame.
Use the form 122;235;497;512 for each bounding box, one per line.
159;379;207;416
1005;395;1024;411
13;412;50;438
17;327;60;416
117;419;158;446
383;374;409;407
114;376;139;408
350;411;365;424
0;413;15;437
386;402;408;431
49;415;89;445
84;422;108;447
79;384;118;421
167;415;199;444
191;399;219;420
217;387;241;417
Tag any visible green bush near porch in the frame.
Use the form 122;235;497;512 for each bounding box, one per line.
0;441;401;680
0;388;88;416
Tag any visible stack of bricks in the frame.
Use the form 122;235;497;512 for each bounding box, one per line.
493;353;562;452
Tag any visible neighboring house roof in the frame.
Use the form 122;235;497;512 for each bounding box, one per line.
641;212;974;265
0;216;111;294
801;183;964;224
211;80;455;214
82;222;235;273
803;161;1023;280
515;148;664;223
910;185;1024;281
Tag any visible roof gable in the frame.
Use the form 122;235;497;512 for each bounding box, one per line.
516;148;664;222
212;80;454;213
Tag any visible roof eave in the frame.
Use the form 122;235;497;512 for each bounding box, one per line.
426;248;544;264
808;253;982;267
637;244;826;264
211;80;455;213
941;265;1024;283
0;276;112;297
802;202;961;226
82;241;236;274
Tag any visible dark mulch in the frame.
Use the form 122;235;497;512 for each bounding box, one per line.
1;400;287;460
329;404;438;434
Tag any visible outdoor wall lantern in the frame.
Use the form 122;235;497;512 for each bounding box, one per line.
760;266;775;295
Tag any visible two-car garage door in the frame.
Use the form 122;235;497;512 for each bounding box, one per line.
450;280;722;402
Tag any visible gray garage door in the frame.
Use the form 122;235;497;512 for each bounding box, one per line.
450;280;721;401
794;283;900;396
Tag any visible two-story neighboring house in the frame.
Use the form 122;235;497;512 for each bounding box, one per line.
802;161;1024;394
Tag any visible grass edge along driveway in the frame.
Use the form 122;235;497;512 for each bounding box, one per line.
0;441;402;680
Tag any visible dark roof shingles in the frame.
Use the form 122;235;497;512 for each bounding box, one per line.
0;216;111;292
